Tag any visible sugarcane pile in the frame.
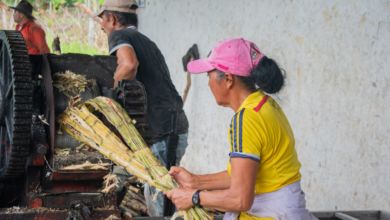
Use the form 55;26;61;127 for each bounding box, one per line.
101;174;148;218
121;176;149;218
56;96;212;220
53;70;96;97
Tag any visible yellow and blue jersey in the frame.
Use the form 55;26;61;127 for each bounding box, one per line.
227;91;302;194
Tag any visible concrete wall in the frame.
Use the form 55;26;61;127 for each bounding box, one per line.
137;0;390;211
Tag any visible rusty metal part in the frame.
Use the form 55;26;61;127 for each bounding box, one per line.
41;55;55;166
50;169;111;181
0;30;33;180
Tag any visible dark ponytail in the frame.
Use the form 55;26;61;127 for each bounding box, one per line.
237;57;285;94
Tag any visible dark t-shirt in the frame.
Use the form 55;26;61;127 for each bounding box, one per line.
108;27;188;142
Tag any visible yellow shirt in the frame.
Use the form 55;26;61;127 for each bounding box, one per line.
227;91;301;195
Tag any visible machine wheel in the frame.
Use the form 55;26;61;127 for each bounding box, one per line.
0;30;33;180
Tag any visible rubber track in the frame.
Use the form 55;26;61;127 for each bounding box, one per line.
0;30;32;180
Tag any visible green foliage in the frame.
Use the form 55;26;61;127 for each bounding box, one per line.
46;32;106;56
60;40;104;55
25;0;80;7
5;0;104;9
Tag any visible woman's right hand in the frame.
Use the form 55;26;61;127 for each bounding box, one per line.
169;166;198;189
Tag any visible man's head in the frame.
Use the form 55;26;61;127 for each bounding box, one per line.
100;10;138;36
92;0;138;36
9;0;35;24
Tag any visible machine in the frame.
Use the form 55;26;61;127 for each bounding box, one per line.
0;30;154;219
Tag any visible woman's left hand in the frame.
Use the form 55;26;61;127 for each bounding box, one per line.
164;188;197;211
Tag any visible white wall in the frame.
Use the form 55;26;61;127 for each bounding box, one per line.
137;0;390;211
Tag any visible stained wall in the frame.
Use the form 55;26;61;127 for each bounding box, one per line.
137;0;390;210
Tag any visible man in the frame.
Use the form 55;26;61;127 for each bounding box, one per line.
92;0;189;216
10;0;50;54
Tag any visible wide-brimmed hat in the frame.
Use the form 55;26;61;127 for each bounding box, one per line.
188;38;265;77
92;0;138;18
9;0;35;20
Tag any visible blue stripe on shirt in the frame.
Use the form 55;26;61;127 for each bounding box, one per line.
229;152;260;162
229;121;233;153
238;108;245;153
233;113;238;152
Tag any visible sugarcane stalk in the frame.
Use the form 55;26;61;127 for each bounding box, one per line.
121;200;140;212
102;182;116;194
119;204;139;217
123;196;146;208
128;176;138;183
121;199;148;214
136;191;146;201
128;185;140;194
103;174;117;183
122;211;133;220
125;191;145;205
123;180;131;188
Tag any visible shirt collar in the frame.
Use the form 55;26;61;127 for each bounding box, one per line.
23;19;34;27
18;19;34;30
237;91;266;113
126;25;137;30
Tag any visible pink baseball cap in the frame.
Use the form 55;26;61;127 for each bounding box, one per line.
187;38;265;77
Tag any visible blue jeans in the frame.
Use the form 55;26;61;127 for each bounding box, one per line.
144;133;188;216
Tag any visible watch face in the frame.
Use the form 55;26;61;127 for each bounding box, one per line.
192;196;199;205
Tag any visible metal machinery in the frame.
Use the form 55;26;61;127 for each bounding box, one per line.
0;30;154;219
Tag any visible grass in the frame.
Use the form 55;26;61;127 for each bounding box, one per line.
46;31;106;56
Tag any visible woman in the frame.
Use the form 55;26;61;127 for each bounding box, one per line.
164;38;317;220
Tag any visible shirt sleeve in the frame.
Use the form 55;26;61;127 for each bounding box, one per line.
31;26;51;54
229;108;263;162
108;30;133;56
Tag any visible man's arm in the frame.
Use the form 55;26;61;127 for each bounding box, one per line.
31;27;50;54
114;46;139;88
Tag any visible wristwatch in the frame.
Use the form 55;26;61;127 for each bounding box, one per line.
192;190;202;207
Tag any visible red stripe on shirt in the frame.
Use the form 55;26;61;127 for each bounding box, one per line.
253;95;269;112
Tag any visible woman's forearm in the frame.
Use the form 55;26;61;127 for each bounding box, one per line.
166;158;258;212
199;188;254;212
196;170;231;190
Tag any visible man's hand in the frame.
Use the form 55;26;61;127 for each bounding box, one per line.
164;188;196;211
169;166;198;189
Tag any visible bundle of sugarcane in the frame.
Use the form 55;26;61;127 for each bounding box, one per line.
84;97;175;190
56;96;150;182
57;96;212;220
84;97;212;220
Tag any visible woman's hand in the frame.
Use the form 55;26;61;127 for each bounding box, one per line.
169;166;198;189
164;188;196;211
